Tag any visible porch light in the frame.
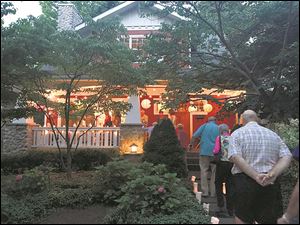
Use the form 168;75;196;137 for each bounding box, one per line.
203;103;213;113
130;143;138;153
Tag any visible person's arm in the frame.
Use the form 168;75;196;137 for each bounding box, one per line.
265;137;292;184
278;180;299;224
266;156;292;184
213;136;221;155
230;155;261;181
189;125;204;148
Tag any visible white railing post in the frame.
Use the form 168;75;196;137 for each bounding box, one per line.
32;127;120;148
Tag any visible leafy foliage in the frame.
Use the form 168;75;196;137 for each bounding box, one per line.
116;173;189;216
1;192;52;224
5;168;48;199
143;118;188;177
273;119;299;149
93;160;168;204
104;175;210;224
1;149;116;174
141;1;299;122
48;188;94;208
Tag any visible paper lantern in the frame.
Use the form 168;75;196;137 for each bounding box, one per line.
188;105;197;112
203;103;213;113
141;99;151;109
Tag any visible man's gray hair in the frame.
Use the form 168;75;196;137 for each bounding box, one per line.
208;116;216;122
241;110;259;123
219;124;229;134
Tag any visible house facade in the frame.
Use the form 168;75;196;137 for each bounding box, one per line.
1;1;244;155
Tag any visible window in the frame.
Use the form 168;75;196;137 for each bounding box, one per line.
131;37;145;50
121;35;146;50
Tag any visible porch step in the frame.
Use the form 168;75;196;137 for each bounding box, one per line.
185;152;200;171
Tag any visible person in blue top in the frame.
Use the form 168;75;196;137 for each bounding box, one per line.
189;116;219;197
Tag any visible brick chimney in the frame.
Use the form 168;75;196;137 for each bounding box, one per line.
57;3;83;31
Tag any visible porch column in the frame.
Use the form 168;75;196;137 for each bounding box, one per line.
57;114;62;127
120;95;145;154
125;95;141;124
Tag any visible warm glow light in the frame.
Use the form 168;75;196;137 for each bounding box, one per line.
222;183;226;195
141;99;151;109
130;144;138;153
188;105;197;112
193;182;198;193
203;103;213;113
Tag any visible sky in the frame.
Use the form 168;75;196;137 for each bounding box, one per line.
3;1;42;27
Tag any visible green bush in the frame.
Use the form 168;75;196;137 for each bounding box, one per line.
116;173;190;216
273;119;299;149
93;160;168;204
1;192;51;224
1;149;117;174
271;119;299;210
143;118;188;178
72;150;114;170
6;168;48;198
104;190;210;224
48;188;94;208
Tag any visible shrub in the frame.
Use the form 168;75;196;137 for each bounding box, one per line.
93;160;168;204
143;118;188;178
104;188;210;224
6;168;48;198
93;160;135;204
1;149;117;174
273;118;299;149
48;188;94;208
1;192;51;224
116;173;190;216
271;119;299;210
72;149;114;170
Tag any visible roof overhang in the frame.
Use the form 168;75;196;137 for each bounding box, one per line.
75;1;187;31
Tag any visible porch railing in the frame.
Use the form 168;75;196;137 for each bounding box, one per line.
32;127;120;148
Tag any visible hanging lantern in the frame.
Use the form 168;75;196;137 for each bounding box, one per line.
203;103;213;113
141;99;151;109
188;105;197;112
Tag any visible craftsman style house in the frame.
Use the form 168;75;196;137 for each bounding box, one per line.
2;1;244;155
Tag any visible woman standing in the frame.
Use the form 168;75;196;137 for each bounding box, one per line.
213;124;234;216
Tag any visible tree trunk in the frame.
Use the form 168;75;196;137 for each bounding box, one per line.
66;147;72;179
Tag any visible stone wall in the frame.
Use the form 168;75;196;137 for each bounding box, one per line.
120;124;145;155
1;123;38;155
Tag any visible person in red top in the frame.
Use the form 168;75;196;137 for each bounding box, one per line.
103;111;112;127
176;124;189;150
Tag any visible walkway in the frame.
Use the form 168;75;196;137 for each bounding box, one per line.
186;151;234;224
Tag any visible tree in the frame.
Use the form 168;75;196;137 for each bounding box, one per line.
1;2;53;126
2;1;142;177
143;118;188;178
40;1;121;26
26;18;141;178
141;1;299;122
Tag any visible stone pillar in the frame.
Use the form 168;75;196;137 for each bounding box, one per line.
120;95;145;154
120;124;145;155
1;123;38;155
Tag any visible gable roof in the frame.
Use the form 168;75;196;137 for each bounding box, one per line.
75;1;186;31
